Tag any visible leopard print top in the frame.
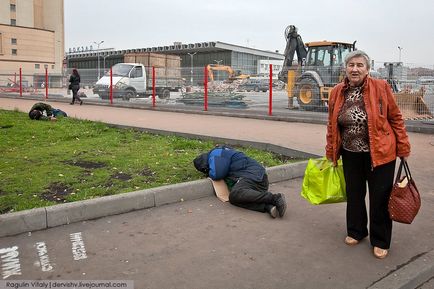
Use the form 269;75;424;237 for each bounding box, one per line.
338;86;370;152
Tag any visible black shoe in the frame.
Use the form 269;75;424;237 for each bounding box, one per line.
274;193;287;217
70;102;74;105
265;204;277;218
80;100;83;105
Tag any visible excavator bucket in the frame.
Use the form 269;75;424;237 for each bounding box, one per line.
394;91;433;120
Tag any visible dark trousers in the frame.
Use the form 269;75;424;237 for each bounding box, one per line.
229;174;274;213
341;149;396;249
71;86;81;103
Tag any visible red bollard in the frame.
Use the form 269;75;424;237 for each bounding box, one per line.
269;64;273;116
19;68;22;97
109;67;113;105
204;66;208;111
152;66;156;108
45;67;48;100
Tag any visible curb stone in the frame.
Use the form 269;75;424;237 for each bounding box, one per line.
45;189;155;228
0;208;46;236
367;250;434;289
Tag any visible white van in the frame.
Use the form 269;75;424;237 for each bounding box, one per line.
93;63;178;100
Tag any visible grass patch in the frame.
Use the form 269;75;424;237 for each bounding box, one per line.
0;109;300;214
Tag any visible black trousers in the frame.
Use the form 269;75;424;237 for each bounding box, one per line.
71;85;81;103
229;174;274;213
341;149;396;249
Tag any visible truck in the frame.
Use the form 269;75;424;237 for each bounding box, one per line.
93;52;183;100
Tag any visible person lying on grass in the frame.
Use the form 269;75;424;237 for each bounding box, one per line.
28;102;67;121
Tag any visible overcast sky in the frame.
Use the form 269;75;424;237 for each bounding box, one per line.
64;0;434;69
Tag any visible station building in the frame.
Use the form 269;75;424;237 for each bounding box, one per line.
66;41;284;84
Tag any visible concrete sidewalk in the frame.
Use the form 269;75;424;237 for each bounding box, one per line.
1;97;433;288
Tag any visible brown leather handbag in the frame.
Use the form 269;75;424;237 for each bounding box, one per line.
388;159;421;224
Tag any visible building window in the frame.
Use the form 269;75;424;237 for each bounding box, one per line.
51;65;55;69
11;38;17;45
10;4;16;12
12;49;17;55
35;64;40;69
11;19;16;26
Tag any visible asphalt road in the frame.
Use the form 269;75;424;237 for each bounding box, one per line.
1;177;432;289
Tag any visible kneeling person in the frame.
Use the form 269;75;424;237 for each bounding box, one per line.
194;146;287;218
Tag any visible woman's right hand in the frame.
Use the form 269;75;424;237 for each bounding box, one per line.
327;157;337;167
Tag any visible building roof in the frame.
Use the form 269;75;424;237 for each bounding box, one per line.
67;41;284;60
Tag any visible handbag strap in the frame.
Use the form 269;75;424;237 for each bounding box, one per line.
402;159;413;181
396;158;412;183
395;159;404;183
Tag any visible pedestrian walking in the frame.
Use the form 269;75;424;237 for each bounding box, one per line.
69;68;83;105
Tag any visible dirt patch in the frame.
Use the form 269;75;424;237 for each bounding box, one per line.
41;182;74;203
111;172;132;181
102;172;133;190
139;166;155;177
64;160;106;169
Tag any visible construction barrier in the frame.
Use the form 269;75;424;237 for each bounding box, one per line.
0;65;433;121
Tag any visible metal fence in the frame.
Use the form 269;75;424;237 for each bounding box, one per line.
0;64;433;121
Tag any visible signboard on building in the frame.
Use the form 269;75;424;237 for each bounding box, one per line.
258;59;284;79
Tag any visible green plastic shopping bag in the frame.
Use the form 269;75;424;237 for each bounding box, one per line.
301;157;346;205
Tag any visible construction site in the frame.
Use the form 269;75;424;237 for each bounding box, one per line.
1;14;433;121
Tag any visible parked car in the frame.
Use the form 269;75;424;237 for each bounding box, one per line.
238;79;269;92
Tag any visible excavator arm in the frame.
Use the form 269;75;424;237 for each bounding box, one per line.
278;25;307;83
206;64;250;82
207;64;234;81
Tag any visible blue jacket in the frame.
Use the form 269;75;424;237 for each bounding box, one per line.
208;147;266;182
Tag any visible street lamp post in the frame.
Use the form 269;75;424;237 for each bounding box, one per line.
102;54;110;74
93;40;104;79
187;52;197;86
398;46;403;63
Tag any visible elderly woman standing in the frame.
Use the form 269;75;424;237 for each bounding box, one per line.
326;50;410;259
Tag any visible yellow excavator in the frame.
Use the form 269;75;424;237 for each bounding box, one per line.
206;64;250;82
278;25;355;111
278;25;432;119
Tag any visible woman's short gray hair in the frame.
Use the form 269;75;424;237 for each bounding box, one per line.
344;50;371;70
